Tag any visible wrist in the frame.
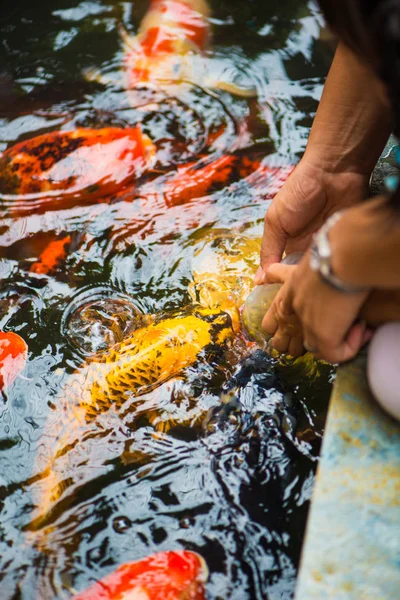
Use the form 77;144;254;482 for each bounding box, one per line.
310;211;368;293
330;196;400;288
299;152;370;201
303;145;377;180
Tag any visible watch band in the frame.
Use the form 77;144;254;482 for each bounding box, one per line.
310;211;367;294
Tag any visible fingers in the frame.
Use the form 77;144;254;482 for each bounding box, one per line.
310;322;367;364
260;257;368;364
263;297;367;364
255;202;288;284
262;285;294;336
263;263;294;284
262;284;304;357
288;334;305;358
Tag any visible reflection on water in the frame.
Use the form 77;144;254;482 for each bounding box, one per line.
0;1;334;598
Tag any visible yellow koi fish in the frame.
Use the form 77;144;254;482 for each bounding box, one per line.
27;232;263;544
27;308;233;534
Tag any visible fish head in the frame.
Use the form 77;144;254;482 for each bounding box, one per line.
189;233;261;330
139;0;210;52
72;550;208;599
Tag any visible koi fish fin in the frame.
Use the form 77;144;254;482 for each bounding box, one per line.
211;79;258;98
118;23;139;52
82;67;113;87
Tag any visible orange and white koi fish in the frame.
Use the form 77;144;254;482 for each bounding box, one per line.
85;0;254;97
0;127;155;216
71;550;208;600
0;332;27;390
122;0;210;92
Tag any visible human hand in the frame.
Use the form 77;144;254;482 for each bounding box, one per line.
254;157;368;284
361;289;400;327
261;254;370;363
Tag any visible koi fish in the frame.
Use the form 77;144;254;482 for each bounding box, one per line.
27;232;293;535
87;0;254;97
29;234;72;275
0;331;27;390
138;155;294;207
0;127;155;216
27;308;233;532
122;0;210;92
71;550;208;600
157;154;262;206
188;232;262;332
26;235;260;536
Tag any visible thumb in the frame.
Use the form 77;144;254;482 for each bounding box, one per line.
321;322;366;364
255;203;287;284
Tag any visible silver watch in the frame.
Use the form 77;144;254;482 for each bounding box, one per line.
310;211;366;294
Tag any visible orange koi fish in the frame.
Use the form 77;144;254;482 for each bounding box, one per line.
0;332;27;390
121;0;210;93
72;550;208;600
116;0;254;97
138;155;294;207
0;127;155;216
162;154;260;206
29;234;72;275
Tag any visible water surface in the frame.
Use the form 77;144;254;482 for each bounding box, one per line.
0;2;334;598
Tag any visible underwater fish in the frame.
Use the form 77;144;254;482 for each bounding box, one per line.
27;234;313;538
0;127;155;216
127;154;295;214
188;232;262;332
27;308;234;532
29;234;72;275
148;154;262;206
87;0;254;98
71;550;208;600
120;0;254;97
122;0;210;92
0;331;27;390
206;348;297;442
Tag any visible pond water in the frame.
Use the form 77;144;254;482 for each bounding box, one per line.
0;1;334;598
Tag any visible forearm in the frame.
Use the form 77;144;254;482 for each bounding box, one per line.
304;42;391;175
331;196;400;288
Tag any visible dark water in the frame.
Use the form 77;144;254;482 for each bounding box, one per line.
0;1;334;598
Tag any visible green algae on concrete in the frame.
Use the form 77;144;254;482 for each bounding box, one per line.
295;355;400;600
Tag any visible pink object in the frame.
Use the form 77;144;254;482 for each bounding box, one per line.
367;322;400;421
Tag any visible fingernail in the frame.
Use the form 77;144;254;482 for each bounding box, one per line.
254;267;264;285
